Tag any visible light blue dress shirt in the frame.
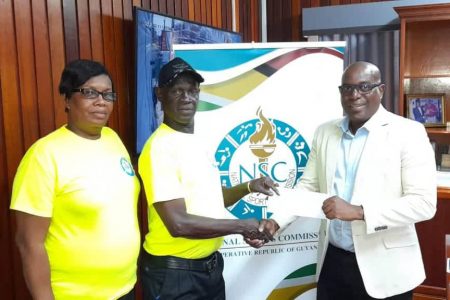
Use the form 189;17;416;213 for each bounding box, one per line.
329;118;369;252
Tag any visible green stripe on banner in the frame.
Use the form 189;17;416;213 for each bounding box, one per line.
197;101;222;111
285;263;317;279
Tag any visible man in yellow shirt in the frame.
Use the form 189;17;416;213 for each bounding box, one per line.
139;58;278;299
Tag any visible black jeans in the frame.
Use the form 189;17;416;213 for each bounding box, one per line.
317;244;413;300
140;251;225;300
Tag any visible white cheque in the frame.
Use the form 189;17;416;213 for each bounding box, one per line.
268;187;330;219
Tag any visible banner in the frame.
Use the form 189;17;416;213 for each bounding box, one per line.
174;42;345;300
134;8;241;153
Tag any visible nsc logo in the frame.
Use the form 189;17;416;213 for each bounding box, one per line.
215;107;310;220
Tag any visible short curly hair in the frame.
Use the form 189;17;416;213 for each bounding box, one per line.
58;59;113;99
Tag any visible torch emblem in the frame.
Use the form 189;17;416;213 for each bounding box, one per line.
249;107;277;164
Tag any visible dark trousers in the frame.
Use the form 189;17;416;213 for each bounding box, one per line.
317;244;413;300
140;251;225;300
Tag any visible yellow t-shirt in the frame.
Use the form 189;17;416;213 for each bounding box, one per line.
139;123;224;259
11;126;140;300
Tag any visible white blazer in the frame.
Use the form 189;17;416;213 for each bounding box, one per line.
274;106;437;298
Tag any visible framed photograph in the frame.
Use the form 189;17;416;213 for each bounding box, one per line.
406;94;445;127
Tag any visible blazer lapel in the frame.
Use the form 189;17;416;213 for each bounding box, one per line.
325;125;342;193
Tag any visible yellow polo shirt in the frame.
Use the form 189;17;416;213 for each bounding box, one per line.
139;123;224;259
11;126;140;300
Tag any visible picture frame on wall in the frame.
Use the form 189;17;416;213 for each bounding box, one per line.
406;94;445;127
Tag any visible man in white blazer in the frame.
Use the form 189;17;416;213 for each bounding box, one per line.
264;61;437;299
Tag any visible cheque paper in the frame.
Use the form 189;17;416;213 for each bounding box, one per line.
268;187;329;219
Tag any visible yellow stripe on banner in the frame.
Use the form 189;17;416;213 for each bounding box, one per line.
267;283;316;300
201;70;267;100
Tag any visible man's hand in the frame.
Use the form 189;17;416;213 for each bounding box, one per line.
322;196;364;221
240;219;271;242
244;237;265;248
249;177;280;196
258;219;279;237
243;219;280;248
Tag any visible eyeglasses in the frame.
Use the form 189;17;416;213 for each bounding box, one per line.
338;83;383;95
169;88;200;98
72;88;117;102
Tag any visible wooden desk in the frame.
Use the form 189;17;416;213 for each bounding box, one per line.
414;189;450;300
446;235;449;300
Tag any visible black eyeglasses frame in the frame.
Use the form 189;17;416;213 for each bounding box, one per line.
71;88;117;102
338;83;383;95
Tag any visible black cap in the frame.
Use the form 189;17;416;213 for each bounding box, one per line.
158;57;204;87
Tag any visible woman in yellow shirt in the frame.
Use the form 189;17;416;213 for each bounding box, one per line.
10;60;140;300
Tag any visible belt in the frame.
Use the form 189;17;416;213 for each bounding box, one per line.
142;251;219;273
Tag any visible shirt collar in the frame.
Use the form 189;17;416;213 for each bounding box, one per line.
338;104;388;134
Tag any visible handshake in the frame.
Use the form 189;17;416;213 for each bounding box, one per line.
240;219;280;248
237;177;281;248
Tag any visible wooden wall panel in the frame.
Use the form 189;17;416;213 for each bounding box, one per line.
211;0;218;27
0;80;15;300
181;0;189;19
1;0;395;298
159;0;167;13
188;0;195;20
112;0;130;146
292;0;301;40
237;0;261;42
215;0;222;28
267;0;277;41
151;0;159;10
200;0;206;24
235;0;241;33
311;0;321;7
267;0;294;42
62;0;79;62
282;0;293;41
193;0;201;22
208;0;213;25
77;0;92;59
0;1;28;299
237;1;241;36
174;0;182;17
251;0;259;42
101;0;119;131
47;1;67;128
112;0;125;136
0;0;24;188
32;1;56;137
224;0;232;31
123;0;136;152
89;0;104;62
14;0;40;150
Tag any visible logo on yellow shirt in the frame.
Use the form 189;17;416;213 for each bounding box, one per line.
120;157;135;176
